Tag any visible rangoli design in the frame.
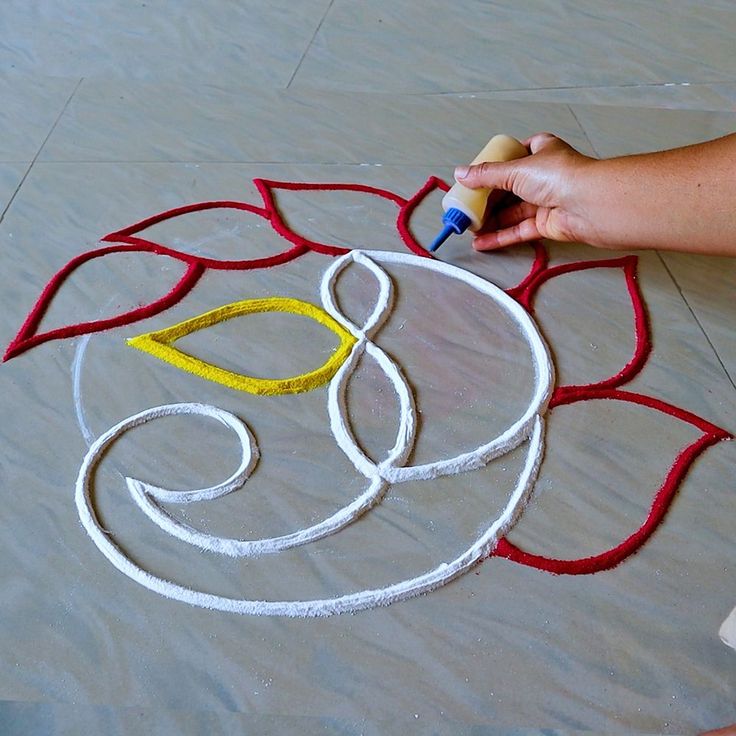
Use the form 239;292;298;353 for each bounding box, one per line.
4;176;731;617
127;296;357;395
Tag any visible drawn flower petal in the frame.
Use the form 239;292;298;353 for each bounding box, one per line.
3;245;203;361
103;198;309;270
258;177;444;258
503;241;549;297
516;256;649;392
127;297;357;396
396;177;548;289
493;389;731;574
395;176;449;256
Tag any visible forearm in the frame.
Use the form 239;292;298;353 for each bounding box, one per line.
577;134;736;255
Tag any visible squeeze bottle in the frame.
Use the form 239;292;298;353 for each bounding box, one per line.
429;134;528;252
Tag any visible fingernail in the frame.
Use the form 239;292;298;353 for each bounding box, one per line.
454;166;469;179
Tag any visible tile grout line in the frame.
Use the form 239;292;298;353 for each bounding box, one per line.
567;105;600;158
285;0;335;90
401;78;736;98
0;77;84;226
656;251;736;393
27;160;445;166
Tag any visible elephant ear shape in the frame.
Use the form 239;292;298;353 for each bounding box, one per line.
4;245;203;361
127;297;357;396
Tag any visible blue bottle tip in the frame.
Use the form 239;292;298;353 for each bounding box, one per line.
429;208;472;252
429;224;455;252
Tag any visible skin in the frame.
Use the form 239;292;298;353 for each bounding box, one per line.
455;132;736;256
701;728;736;736
460;133;736;736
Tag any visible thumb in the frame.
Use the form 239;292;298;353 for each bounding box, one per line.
454;160;519;193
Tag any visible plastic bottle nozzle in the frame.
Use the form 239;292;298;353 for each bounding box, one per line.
430;134;528;253
429;208;472;252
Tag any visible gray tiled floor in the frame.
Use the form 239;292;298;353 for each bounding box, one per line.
0;163;29;214
39;81;594;163
473;81;736;112
291;0;736;93
0;75;79;161
0;2;734;734
569;104;736;157
659;252;736;388
0;1;334;86
3;154;735;734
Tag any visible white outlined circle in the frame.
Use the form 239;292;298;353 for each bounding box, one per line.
75;250;554;616
323;251;553;482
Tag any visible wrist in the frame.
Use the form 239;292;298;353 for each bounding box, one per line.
559;156;608;247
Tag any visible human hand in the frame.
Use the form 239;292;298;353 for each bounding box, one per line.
454;132;597;250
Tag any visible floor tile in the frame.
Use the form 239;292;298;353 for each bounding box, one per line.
0;160;733;733
2;0;736;730
569;104;736;156
0;0;332;86
659;251;736;388
0;163;28;215
0;74;79;160
470;82;736;113
293;0;736;93
40;81;594;163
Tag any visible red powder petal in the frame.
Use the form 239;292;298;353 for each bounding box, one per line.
395;176;447;257
3;244;204;361
493;389;731;574
516;255;649;391
256;178;411;257
102;199;309;270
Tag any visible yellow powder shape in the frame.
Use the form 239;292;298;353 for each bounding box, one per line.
127;297;356;395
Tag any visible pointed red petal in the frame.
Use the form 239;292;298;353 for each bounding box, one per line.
256;178;410;256
3;245;203;361
494;389;731;574
103;199;309;270
395;176;448;257
517;255;650;391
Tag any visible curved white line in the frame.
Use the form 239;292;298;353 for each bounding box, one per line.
327;339;416;480
125;408;258;505
82;403;391;558
129;474;388;557
320;251;394;340
77;410;544;617
75;249;553;616
71;333;96;447
327;250;554;483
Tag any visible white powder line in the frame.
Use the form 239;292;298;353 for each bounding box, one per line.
77;407;544;617
71;333;96;447
72;294;120;447
323;251;553;482
75;250;553;616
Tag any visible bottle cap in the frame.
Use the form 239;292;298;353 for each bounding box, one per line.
429;208;472;252
442;207;472;234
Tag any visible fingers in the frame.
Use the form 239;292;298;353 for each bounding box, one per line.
455;132;563;191
527;131;560;154
472;217;541;251
482;200;538;232
454;159;517;192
